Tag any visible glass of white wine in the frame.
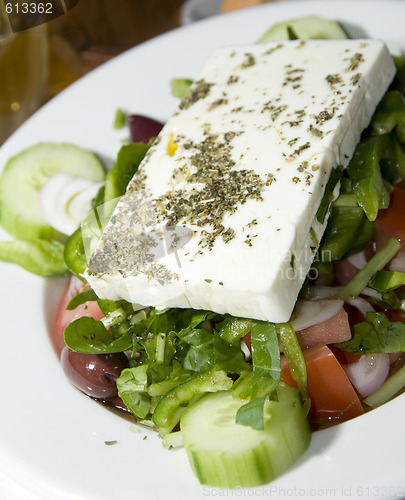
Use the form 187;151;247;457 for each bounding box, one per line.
0;2;48;144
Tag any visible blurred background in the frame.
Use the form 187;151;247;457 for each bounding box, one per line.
0;0;303;145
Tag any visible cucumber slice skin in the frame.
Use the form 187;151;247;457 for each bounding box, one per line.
180;383;311;489
258;15;348;42
0;142;105;241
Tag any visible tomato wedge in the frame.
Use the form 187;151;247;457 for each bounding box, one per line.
53;275;104;357
244;308;350;351
295;307;351;349
375;186;405;249
281;344;364;427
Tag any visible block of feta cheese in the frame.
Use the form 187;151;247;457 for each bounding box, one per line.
84;39;395;323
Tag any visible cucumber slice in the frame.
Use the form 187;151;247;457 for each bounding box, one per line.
180;383;311;489
258;15;348;42
0;143;105;241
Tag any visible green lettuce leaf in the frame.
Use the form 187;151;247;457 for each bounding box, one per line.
66;289;99;310
116;365;151;419
235;321;281;430
0;239;68;277
337;312;405;354
176;327;250;374
64;316;133;354
104;142;151;206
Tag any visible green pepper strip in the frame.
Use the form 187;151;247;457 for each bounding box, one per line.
316;166;343;224
64;227;87;276
369;270;405;292
364;363;405;408
336;238;401;300
152;370;232;436
219;317;252;344
317;196;374;262
347;135;391;221
277;323;310;415
371;90;405;137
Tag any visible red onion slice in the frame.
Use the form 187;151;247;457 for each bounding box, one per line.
310;285;343;300
347;250;367;270
345;296;375;318
343;353;390;398
361;287;382;300
290;299;344;331
389;251;405;273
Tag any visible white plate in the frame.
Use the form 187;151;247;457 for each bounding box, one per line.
1;1;405;499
